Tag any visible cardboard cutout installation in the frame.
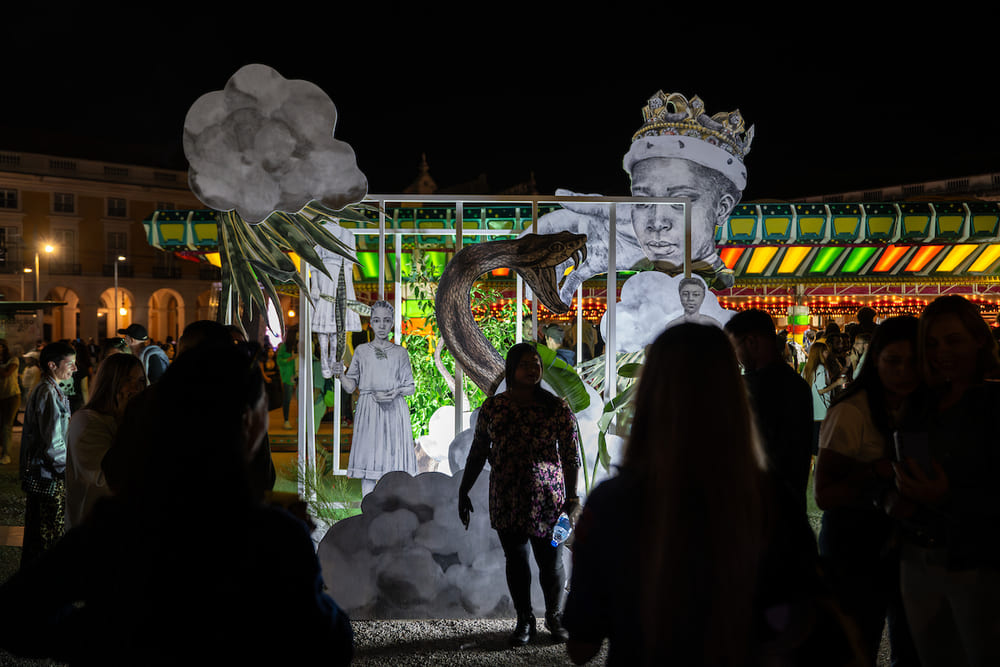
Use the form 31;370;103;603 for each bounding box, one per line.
529;91;753;304
182;69;751;621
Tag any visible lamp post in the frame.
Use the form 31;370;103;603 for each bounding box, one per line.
33;243;54;343
34;243;54;301
114;255;126;333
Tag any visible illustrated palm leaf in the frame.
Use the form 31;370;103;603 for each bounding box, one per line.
528;342;590;414
215;200;378;336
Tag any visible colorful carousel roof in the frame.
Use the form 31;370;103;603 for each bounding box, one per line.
144;200;1000;284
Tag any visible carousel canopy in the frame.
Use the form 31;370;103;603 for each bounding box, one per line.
144;200;1000;284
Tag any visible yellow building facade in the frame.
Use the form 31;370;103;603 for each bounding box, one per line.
0;150;210;348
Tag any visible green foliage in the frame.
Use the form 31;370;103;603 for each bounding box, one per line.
400;251;519;439
529;342;591;414
280;453;361;525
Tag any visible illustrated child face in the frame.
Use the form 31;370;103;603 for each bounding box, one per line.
370;307;393;341
630;157;734;266
679;282;706;316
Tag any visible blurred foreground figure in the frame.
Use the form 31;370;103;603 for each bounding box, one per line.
562;323;864;666
0;343;353;665
892;295;1000;666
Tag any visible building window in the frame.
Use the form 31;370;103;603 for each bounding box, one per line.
155;201;175;211
0;189;17;209
0;226;21;269
51;228;77;264
107;230;128;264
107;197;127;217
53;192;75;214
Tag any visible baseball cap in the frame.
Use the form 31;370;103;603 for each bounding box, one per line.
118;324;149;341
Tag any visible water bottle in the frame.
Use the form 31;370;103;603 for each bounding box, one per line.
551;513;572;547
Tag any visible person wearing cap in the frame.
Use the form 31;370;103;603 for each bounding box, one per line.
543;324;576;366
118;324;169;384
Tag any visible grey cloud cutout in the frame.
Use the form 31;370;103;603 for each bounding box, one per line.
183;64;367;223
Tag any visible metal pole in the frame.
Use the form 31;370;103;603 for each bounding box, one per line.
298;260;316;499
606;204;617;405
114;259;119;333
454;202;464;441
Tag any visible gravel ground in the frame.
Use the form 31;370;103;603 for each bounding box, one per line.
0;618;890;666
351;618;606;666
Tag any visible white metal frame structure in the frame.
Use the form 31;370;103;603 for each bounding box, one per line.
296;193;690;493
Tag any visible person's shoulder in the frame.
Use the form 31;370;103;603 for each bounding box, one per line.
776;361;811;389
827;389;868;419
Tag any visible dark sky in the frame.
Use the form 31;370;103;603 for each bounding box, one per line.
4;10;999;202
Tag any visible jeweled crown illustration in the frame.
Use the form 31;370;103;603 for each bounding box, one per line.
632;91;754;160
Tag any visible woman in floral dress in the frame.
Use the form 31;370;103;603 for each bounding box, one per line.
458;342;581;646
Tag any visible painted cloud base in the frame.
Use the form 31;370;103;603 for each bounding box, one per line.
318;470;570;619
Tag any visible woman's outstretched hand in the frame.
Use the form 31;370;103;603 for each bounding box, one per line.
458;492;473;530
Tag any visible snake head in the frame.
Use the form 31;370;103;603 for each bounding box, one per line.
515;231;588;314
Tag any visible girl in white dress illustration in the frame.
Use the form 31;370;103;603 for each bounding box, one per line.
311;223;361;379
332;301;417;495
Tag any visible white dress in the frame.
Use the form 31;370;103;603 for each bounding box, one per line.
310;225;361;335
344;342;417;481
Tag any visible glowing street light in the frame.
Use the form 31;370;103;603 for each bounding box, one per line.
114;255;126;332
34;243;54;301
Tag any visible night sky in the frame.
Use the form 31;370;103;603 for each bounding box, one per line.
4;10;999;203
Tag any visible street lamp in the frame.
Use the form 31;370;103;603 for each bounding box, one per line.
114;255;126;333
34;243;54;301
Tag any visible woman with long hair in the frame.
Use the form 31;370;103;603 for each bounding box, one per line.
562;323;845;665
0;341;354;665
64;353;146;529
814;316;921;665
0;339;20;465
892;295;1000;666
458;342;581;646
802;339;847;458
18;341;76;567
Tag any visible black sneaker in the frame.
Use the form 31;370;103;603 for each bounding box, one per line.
545;611;569;643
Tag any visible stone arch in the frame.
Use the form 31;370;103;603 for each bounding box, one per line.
43;286;80;342
99;287;136;339
196;288;216;322
149;288;185;343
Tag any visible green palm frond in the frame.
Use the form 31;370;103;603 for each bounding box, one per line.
529;342;590;413
215;201;376;337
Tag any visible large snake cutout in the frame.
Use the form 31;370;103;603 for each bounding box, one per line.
435;232;588;396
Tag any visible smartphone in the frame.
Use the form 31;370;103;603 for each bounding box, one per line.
892;430;934;477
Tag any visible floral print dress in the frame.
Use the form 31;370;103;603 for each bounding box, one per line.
470;392;580;538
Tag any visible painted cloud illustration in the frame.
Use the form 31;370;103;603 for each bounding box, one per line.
183;63;367;223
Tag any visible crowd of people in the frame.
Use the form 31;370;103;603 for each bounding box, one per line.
459;296;998;666
559;297;999;666
0;320;353;664
1;294;997;664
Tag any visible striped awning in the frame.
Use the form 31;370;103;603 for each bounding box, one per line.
143;200;1000;283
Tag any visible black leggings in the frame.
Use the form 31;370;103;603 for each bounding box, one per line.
496;529;565;617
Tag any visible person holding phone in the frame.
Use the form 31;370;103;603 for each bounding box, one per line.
894;295;1000;666
814;316;921;666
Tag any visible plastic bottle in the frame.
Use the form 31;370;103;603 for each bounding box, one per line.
551;513;572;547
